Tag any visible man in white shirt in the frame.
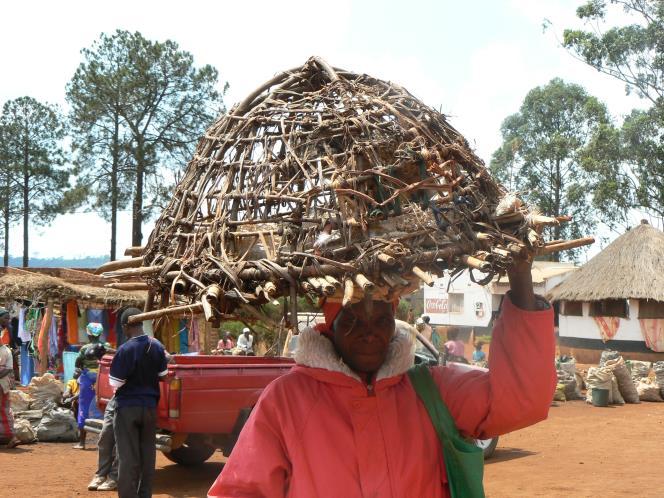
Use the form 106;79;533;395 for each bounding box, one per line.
234;328;254;355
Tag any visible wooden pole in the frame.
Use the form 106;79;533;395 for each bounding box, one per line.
104;282;150;291
124;246;144;257
128;303;204;324
95;257;144;275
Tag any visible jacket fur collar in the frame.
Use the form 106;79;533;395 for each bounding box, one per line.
294;320;416;382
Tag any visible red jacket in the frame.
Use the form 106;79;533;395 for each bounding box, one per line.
209;295;555;498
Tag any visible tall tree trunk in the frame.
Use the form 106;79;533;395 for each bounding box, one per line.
22;138;29;268
110;113;120;261
552;159;562;263
132;137;145;246
3;175;9;267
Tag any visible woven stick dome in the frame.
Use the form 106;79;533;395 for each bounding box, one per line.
103;57;592;326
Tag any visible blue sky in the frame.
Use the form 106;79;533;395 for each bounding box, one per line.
0;0;646;259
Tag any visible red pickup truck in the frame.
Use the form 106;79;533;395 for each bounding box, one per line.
89;354;294;465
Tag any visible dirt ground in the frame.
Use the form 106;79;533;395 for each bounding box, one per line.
2;400;663;497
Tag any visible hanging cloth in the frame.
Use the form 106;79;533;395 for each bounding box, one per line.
37;304;53;375
20;342;35;386
59;303;68;348
77;309;88;343
188;317;200;353
639;319;664;352
107;309;118;346
170;318;181;353
179;319;189;354
115;308;125;346
66;300;79;345
593;316;620;342
48;313;58;360
144;319;154;338
17;307;28;343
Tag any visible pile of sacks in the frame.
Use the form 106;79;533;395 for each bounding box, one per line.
584;350;664;405
554;356;584;402
8;373;78;443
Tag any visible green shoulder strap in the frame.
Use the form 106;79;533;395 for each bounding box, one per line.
408;364;486;498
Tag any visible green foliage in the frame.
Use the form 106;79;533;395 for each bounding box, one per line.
562;0;664;221
621;107;664;217
66;30;227;251
563;0;663;104
0;97;71;266
490;79;625;261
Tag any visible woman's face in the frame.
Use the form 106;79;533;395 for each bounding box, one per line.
332;300;395;374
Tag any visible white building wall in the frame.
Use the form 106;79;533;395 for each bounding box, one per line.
558;299;645;342
423;271;493;327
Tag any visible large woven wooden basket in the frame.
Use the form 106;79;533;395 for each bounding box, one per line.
100;57;592;327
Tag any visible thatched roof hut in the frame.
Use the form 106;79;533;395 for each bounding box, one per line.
0;267;145;307
549;221;664;302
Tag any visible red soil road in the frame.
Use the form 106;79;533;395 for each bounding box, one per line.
2;400;663;497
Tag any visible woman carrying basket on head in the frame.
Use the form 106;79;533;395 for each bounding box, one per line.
208;254;556;498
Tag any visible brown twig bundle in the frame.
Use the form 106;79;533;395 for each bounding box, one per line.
100;57;593;326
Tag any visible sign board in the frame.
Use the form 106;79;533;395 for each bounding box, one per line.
422;270;493;327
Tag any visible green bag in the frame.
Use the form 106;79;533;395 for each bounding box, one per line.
408;364;486;498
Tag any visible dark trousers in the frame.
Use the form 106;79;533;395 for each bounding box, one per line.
96;396;118;480
114;405;157;498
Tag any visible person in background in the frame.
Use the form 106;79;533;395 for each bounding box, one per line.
74;322;109;450
0;331;19;449
110;308;168;498
62;368;81;417
0;308;19;381
406;308;414;324
0;308;11;346
444;327;466;362
87;394;119;492
472;341;486;363
431;326;442;350
234;328;254;356
217;331;235;353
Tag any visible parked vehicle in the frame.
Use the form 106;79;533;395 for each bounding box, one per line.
88;354;294;465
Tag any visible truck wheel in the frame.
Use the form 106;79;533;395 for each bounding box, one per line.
163;435;216;466
474;437;499;459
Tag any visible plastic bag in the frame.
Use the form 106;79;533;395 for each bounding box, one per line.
585;367;613;404
599;350;620;367
636;377;663;402
604;357;640;404
36;404;78;442
653;362;664;399
553;384;566;402
610;376;624;405
557;370;581;400
14;418;37;443
26;373;63;410
557;357;577;377
9;390;33;412
626;360;651;383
